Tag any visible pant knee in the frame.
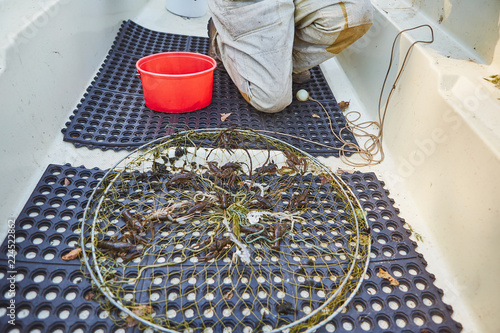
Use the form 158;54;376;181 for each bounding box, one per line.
246;85;292;113
295;0;373;45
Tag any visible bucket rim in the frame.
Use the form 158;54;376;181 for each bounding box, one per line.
136;52;217;78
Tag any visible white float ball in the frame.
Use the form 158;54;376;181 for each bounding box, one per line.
296;89;309;101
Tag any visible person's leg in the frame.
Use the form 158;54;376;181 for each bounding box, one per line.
208;0;295;113
292;0;373;73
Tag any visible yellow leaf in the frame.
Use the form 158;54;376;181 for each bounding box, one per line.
84;291;94;301
220;113;231;122
377;268;399;286
223;291;234;300
62;248;82;261
312;114;320;119
338;101;350;111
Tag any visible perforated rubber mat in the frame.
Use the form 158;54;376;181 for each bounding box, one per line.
0;164;462;332
61;20;356;157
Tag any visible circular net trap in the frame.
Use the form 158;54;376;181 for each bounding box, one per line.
81;128;371;333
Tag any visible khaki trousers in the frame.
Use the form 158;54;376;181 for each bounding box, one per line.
208;0;373;113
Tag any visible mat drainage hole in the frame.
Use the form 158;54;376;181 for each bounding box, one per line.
432;313;444;324
45;291;58;301
78;308;91;320
44;251;55;261
360;320;372;331
25;289;38;300
415;280;428;290
325;323;336;332
395;317;408;328
32;236;44;245
184;308;194;318
52;274;65;284
405;298;417;309
371;300;383;311
15;272;25;282
166;309;177;319
71;328;86;333
56;224;67;233
38;222;50;231
150;292;160;301
377;318;390;330
413;315;425;326
65;290;77;301
388;299;400;310
16;234;26;243
342;320;354;331
50;237;61;246
98;310;109;319
17;307;30;319
423;296;434;307
37;308;51;319
58;308;71;320
28;208;40;217
25;249;38;259
392;268;403;277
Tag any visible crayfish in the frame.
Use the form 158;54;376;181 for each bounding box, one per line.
197;237;234;262
268;222;288;251
280;151;308;174
288;189;310;210
253;163;277;177
185;200;213;216
240;224;264;235
96;240;140;262
216;190;232;210
144;202;192;223
166;171;200;189
206;161;242;186
246;193;273;210
275;301;296;315
122;209;145;234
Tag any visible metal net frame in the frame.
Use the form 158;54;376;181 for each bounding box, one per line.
80;128;371;332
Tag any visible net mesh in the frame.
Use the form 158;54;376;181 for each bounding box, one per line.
81;128;371;332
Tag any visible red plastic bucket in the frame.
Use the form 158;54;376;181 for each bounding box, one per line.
136;52;217;113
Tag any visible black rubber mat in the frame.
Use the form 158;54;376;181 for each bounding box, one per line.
61;20;356;157
0;164;462;332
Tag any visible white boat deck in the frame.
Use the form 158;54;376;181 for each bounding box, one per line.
1;0;500;332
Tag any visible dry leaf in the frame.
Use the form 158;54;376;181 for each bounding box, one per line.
319;174;333;185
223;291;234;300
377;268;399;286
84;291;94;301
312;114;320;119
126;305;155;327
336;168;355;175
64;178;71;186
62;248;82;261
338;101;350;111
220;113;232;122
